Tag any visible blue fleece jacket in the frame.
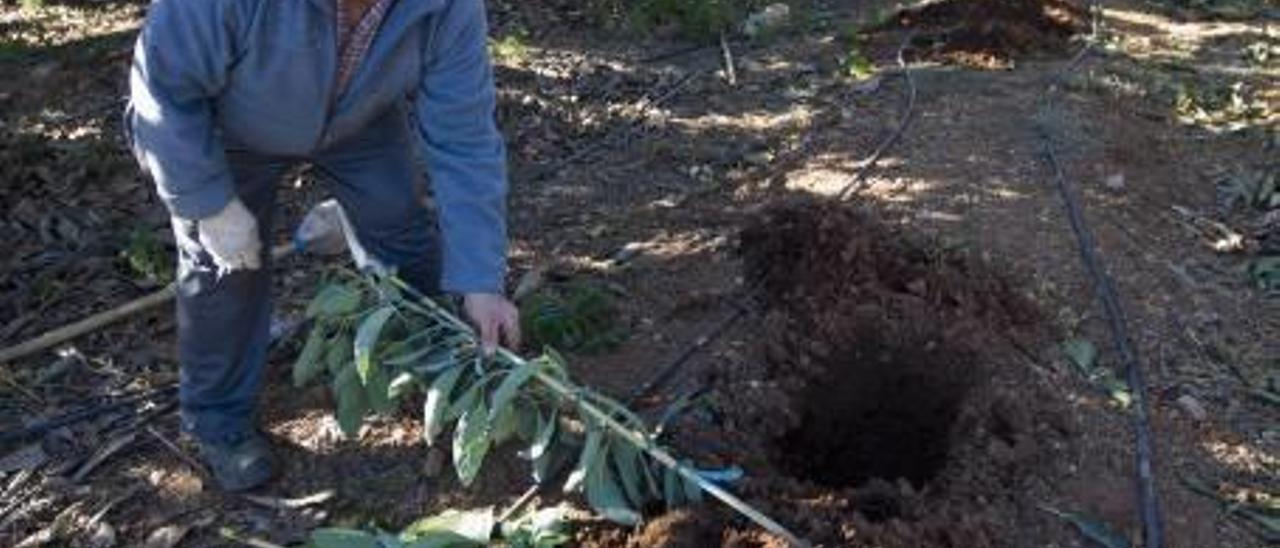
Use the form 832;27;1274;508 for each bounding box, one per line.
128;0;508;293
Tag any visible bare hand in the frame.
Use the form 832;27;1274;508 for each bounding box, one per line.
463;293;520;356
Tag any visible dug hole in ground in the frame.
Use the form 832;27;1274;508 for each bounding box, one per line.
602;197;1079;547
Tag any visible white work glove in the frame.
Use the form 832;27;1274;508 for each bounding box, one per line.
194;197;262;274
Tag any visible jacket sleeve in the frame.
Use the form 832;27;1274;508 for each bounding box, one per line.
415;0;509;294
128;0;239;220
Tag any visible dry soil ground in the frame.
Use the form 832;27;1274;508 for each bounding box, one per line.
0;0;1276;546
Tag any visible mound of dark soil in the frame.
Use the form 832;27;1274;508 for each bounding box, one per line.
885;0;1088;68
678;197;1075;547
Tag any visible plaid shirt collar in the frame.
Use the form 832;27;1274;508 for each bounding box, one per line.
334;0;398;96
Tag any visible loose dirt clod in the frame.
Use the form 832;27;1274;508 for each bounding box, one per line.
881;0;1087;68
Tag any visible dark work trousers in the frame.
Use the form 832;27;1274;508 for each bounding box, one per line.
157;118;441;445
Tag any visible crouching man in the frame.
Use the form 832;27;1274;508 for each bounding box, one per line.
126;0;519;491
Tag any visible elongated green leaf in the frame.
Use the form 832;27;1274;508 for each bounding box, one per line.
611;440;645;508
663;464;684;507
585;445;641;526
453;398;491;487
389;372;418;400
366;362;395;414
639;455;662;500
1062;339;1098;374
293;325;328;388
563;427;603;493
384;344;439;367
1041;506;1130;548
326;332;353;376
311;527;381;548
401;507;495;545
334;365;369;438
489;363;537;426
424;366;463;447
491;401;519;445
514;405;541;443
447;376;487;421
680;460;703;504
354;306;396;383
404;532;484;548
307;284;363;319
540;347;571;380
524;410;557;461
500;504;571;548
532;439;554;485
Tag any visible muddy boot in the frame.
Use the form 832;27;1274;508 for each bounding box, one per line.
198;431;276;492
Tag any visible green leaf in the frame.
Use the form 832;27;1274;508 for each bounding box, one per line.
501;504;572;548
524;410;557;462
663;464;684;507
1062;339;1098;374
333;364;369;438
453;398;492;487
354;306;396;383
424;366;463;447
680;461;703;504
489;363;537;426
1098;373;1133;408
389;372;418;400
385;343;441;368
563;426;603;493
366;362;395;414
585;445;641;526
413;345;464;375
401;507;495;545
447;375;488;421
293;325;328;388
307;284;363;319
326;332;353;376
311;528;381;548
540;347;571;380
1041;506;1131;548
491;401;520;445
514;405;541;443
611;440;645;508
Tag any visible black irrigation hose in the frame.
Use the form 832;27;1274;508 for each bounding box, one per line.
628;32;923;409
625;299;750;407
838;31;919;201
1034;36;1165;548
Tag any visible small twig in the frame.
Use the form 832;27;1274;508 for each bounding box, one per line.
0;370;42;404
72;430;138;483
219;527;288;548
497;485;543;524
86;485;142;529
145;426;206;474
241;490;336;511
720;31;738;86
